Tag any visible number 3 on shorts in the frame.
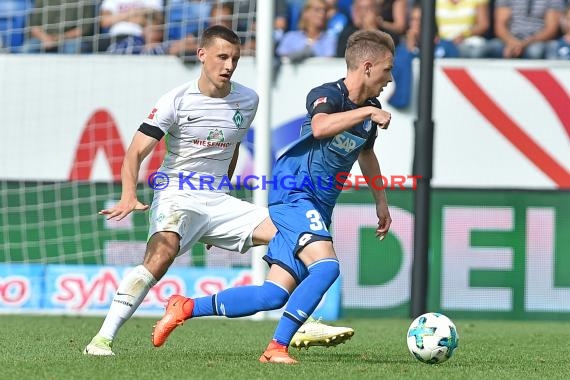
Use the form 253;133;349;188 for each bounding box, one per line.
306;210;327;231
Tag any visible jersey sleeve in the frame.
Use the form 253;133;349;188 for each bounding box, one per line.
362;99;382;150
362;124;378;150
306;86;342;116
138;91;178;140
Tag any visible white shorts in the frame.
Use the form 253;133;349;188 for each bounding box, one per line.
148;190;268;255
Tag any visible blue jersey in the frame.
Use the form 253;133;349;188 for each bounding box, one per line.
269;79;381;225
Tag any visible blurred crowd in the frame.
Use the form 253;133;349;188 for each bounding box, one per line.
1;0;569;60
1;0;569;107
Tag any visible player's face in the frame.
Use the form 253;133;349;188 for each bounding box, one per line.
198;37;241;91
365;53;394;98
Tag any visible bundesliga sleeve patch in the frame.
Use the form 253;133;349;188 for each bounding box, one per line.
147;108;157;120
312;96;327;109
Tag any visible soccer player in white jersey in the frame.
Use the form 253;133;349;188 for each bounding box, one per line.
84;25;353;356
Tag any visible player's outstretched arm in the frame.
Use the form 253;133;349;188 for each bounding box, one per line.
358;149;392;240
99;131;159;221
311;106;378;139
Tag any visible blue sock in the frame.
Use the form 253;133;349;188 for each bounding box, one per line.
273;259;340;346
192;280;289;318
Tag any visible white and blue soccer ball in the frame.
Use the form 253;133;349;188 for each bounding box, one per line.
406;312;459;364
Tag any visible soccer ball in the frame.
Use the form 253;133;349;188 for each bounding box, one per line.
406;312;459;364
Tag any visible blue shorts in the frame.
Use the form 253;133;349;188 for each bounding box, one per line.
263;198;332;284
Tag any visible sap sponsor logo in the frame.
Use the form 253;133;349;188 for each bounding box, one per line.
330;132;365;155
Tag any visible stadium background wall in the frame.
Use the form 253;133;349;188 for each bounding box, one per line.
0;56;568;319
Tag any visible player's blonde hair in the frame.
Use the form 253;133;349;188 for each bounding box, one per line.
344;30;395;71
298;0;328;31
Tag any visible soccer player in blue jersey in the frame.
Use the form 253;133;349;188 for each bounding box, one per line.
152;29;394;364
84;25;351;357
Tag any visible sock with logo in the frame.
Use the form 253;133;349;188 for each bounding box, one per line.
97;265;157;340
192;280;289;317
272;259;340;345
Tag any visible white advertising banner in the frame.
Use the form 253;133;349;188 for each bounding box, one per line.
0;56;568;188
0;263;341;319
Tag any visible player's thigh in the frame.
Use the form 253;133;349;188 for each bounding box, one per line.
200;193;268;253
251;217;277;246
270;198;330;237
148;190;210;256
265;230;309;284
297;239;337;267
266;263;298;293
143;231;181;279
270;199;332;253
265;200;333;283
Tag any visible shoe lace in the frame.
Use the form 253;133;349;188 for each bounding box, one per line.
306;316;322;324
93;335;112;348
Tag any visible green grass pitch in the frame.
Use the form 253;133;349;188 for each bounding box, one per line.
0;316;567;380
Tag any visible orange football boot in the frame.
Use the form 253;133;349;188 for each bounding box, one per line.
259;340;298;364
152;295;194;347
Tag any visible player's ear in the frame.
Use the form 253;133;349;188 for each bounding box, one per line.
364;62;372;76
197;47;206;63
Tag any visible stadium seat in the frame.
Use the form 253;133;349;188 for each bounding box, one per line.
287;1;302;31
165;0;211;41
0;0;32;52
337;0;352;17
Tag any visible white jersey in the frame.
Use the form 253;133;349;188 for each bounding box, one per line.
142;78;259;192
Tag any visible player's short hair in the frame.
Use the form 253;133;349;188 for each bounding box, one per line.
344;30;395;70
200;25;240;48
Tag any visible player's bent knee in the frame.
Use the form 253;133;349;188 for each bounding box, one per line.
258;281;289;310
308;259;340;288
261;293;288;310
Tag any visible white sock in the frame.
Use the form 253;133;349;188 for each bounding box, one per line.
97;265;157;341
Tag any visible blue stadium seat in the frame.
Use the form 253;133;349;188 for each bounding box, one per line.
286;0;352;32
0;0;32;52
287;1;302;31
165;0;211;41
337;0;352;17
